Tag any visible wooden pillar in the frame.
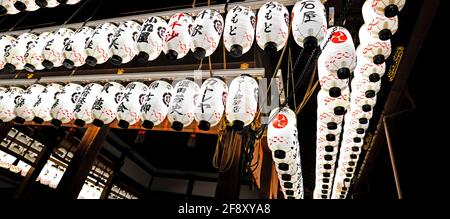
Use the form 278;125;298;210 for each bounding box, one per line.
56;125;110;199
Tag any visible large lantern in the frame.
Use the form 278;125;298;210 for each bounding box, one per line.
357;24;392;64
223;6;256;58
167;79;200;131
24;32;53;72
353;58;386;82
62;26;94;69
3;33;38;72
362;0;398;41
255;1;289;55
267;107;298;161
91;82;125;127
85;22;117;66
109;21;141;66
135;16;167;63
13;0;39;12
225;75;258;131
194;77;228;131
14;84;46;123
163;13;194;60
0;35;15;70
0;0;20;14
32;83;63;123
0;87;24;123
368;0;405;18
35;0;59;8
41;28;74;69
50;83;83;126
140;79;173;129
73;83;103;127
190;9;224;60
291;0;327;49
116;82;148;129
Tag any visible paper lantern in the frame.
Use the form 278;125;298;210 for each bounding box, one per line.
362;0;398;41
351;76;381;97
351;107;374;124
291;0;327;49
13;0;39;11
35;0;59;8
167;79;200;131
0;0;20;14
62;26;94;69
318;62;349;97
267;107;299;163
353;58;386;82
85;22;117;66
0;35;15;70
0;87;24;123
255;1;289;55
3;33;38;72
225;75;258;130
350;91;377;113
109;21;141;66
317;88;349;116
32;83;63;123
368;0;405;18
357;24;392;64
223;5;256;57
194;77;228;131
135;16;167;63
73;83;103;127
91;82;125;127
317;106;344;129
50;83;83;126
14;84;46;123
41;28;74;69
163;13;194;60
140;80;173;129
116;82;148;128
23;32;53;72
190;9;224;60
345;112;369;131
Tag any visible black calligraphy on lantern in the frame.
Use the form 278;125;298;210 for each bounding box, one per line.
303;11;318;23
191;25;203;37
264;22;272;33
92;97;104;110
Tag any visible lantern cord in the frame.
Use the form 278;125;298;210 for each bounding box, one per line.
208;56;213;77
62;0;92;26
295;63;319;115
288;47;297;109
8;12;29;32
198;58;203;70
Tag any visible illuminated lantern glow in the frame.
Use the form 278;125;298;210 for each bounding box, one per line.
167;79;200;131
351;76;381;98
41;28;74;69
62;26;94;69
109;21;141;66
73;83;103;127
50;83;83;126
255;1;289;55
362;0;398;41
318;57;349;94
194;77;228;131
163;13;194;60
0;0;20;14
190;9;224;60
32;83;63;123
13;0;39;12
116;82;148;129
0;35;15;70
353;58;386;82
0;87;24;123
317;106;344;130
317;88;349;116
357;25;392;64
136;16;167;63
140;80;173;129
350;91;377;113
13;84;45;123
85;22;117;66
223;6;256;58
3;33;38;72
91;82;125;127
292;0;327;50
225;75;258;131
35;0;59;8
24;32;53;72
368;0;405;18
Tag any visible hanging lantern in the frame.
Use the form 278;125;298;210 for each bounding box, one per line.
14;84;46;123
345;112;369;131
368;0;405;18
0;87;24;123
57;0;81;5
0;0;20;14
0;35;15;70
225;75;258;131
255;1;289;55
190;9;224;60
3;33;38;72
194;77;228;131
32;83;63;123
41;28;74;69
135;16;167;63
351;76;381;98
85;22;117;66
350;107;374;124
267;107;298;161
73;83;103;127
223;6;256;58
357;24;392;64
35;0;59;8
62;26;94;69
116;82;148;129
13;0;39;11
350;91;377;113
50;83;83;126
291;0;327;49
353;58;386;82
362;0;398;41
167;79;200;131
163;13;194;60
317;88;349;116
140;80;173;129
24;32;53;72
318;62;349;97
109;21;141;66
317;106;344;130
92;82;125;127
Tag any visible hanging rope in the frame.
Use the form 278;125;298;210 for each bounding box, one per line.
8;12;30;32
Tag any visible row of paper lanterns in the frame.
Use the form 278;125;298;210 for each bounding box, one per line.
1;0;81;15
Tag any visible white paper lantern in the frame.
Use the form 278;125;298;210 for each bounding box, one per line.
345;112;369;131
317;88;349;116
91;82;125;127
0;0;20;14
140;80;173;129
163;13;194;60
362;0;398;41
223;6;256;57
135;16;167;63
32;83;63;123
41;28;74;69
167;79;200;131
73;83;103;127
350;107;374;124
116;82;148;128
267;107;299;162
317;105;344;128
3;33;38;72
255;1;289;55
0;87;24;123
13;0;39;11
318;62;349;96
62;26;94;69
23;32;53;72
353;58;386;82
50;83;83;126
109;21;141;66
35;0;59;8
225;75;258;130
368;0;405;18
13;84;45;123
351;76;381;97
291;0;327;49
0;35;15;70
85;22;117;66
357;25;392;64
350;91;377;113
190;9;224;60
194;77;228;131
